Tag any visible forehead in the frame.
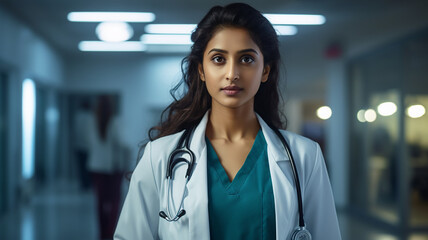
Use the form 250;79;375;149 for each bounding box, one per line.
204;27;261;54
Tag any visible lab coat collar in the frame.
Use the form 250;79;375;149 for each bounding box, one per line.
256;113;290;162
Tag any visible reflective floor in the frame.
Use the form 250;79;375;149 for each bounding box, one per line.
0;179;426;240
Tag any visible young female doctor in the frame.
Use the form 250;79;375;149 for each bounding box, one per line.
114;3;341;240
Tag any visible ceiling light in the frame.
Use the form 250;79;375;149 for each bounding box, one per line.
67;12;155;22
78;41;146;52
377;102;397;116
96;22;134;42
145;45;192;53
141;34;192;45
273;25;297;35
145;24;197;34
263;14;326;25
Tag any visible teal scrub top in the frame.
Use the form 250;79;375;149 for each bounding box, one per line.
206;130;276;240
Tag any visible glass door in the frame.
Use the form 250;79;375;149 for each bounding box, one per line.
349;28;428;239
349;45;402;226
403;32;428;237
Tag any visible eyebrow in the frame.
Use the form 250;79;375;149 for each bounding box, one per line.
207;48;259;55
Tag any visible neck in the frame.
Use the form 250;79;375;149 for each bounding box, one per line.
206;105;260;142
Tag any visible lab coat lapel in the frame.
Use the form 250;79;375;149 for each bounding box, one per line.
184;112;210;240
257;115;297;240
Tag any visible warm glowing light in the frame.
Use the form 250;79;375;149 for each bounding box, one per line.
377;102;397;116
263;14;326;25
22;79;36;179
357;109;366;122
273;25;298;35
141;34;192;45
145;24;197;34
407;104;426;118
364;109;377;122
316;106;332;120
78;41;146;52
67;12;155;22
96;21;134;42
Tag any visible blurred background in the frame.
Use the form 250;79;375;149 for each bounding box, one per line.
0;0;427;239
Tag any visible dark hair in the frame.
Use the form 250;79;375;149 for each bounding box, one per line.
149;2;284;141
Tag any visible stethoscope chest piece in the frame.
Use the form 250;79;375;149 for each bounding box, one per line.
291;226;312;240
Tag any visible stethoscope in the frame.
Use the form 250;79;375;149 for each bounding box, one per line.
159;126;312;240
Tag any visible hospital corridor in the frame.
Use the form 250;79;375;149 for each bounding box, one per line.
1;0;428;239
0;177;422;240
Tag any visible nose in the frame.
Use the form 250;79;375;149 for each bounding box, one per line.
225;62;239;81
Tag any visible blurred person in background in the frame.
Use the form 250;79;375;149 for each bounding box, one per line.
89;95;124;240
73;98;92;191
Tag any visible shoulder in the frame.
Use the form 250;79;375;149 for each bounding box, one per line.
132;130;187;187
279;130;319;153
135;131;186;170
277;130;323;184
149;130;185;152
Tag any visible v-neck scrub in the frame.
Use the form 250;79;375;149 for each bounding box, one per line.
206;130;276;240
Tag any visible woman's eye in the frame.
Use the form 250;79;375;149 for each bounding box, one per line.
241;56;254;63
212;56;225;63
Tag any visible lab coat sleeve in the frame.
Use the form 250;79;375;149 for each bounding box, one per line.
303;143;342;239
114;141;159;240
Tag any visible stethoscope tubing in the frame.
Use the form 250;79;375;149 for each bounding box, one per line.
160;125;308;232
271;127;305;228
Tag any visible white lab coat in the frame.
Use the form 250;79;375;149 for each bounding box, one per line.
114;112;342;240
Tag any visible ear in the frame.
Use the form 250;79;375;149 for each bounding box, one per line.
261;65;271;83
198;64;205;81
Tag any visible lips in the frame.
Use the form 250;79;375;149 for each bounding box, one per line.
221;85;243;96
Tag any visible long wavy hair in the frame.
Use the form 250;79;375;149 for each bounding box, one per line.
148;3;284;141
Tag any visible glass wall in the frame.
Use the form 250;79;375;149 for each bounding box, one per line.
349;28;428;238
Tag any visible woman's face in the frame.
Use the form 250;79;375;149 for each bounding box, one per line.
198;27;270;111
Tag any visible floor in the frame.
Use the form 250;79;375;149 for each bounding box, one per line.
0;179;427;240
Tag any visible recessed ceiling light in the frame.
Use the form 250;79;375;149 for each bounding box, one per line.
96;22;134;42
145;24;197;34
273;25;297;35
78;41;146;52
145;45;191;53
68;12;155;22
141;34;192;45
263;14;326;25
